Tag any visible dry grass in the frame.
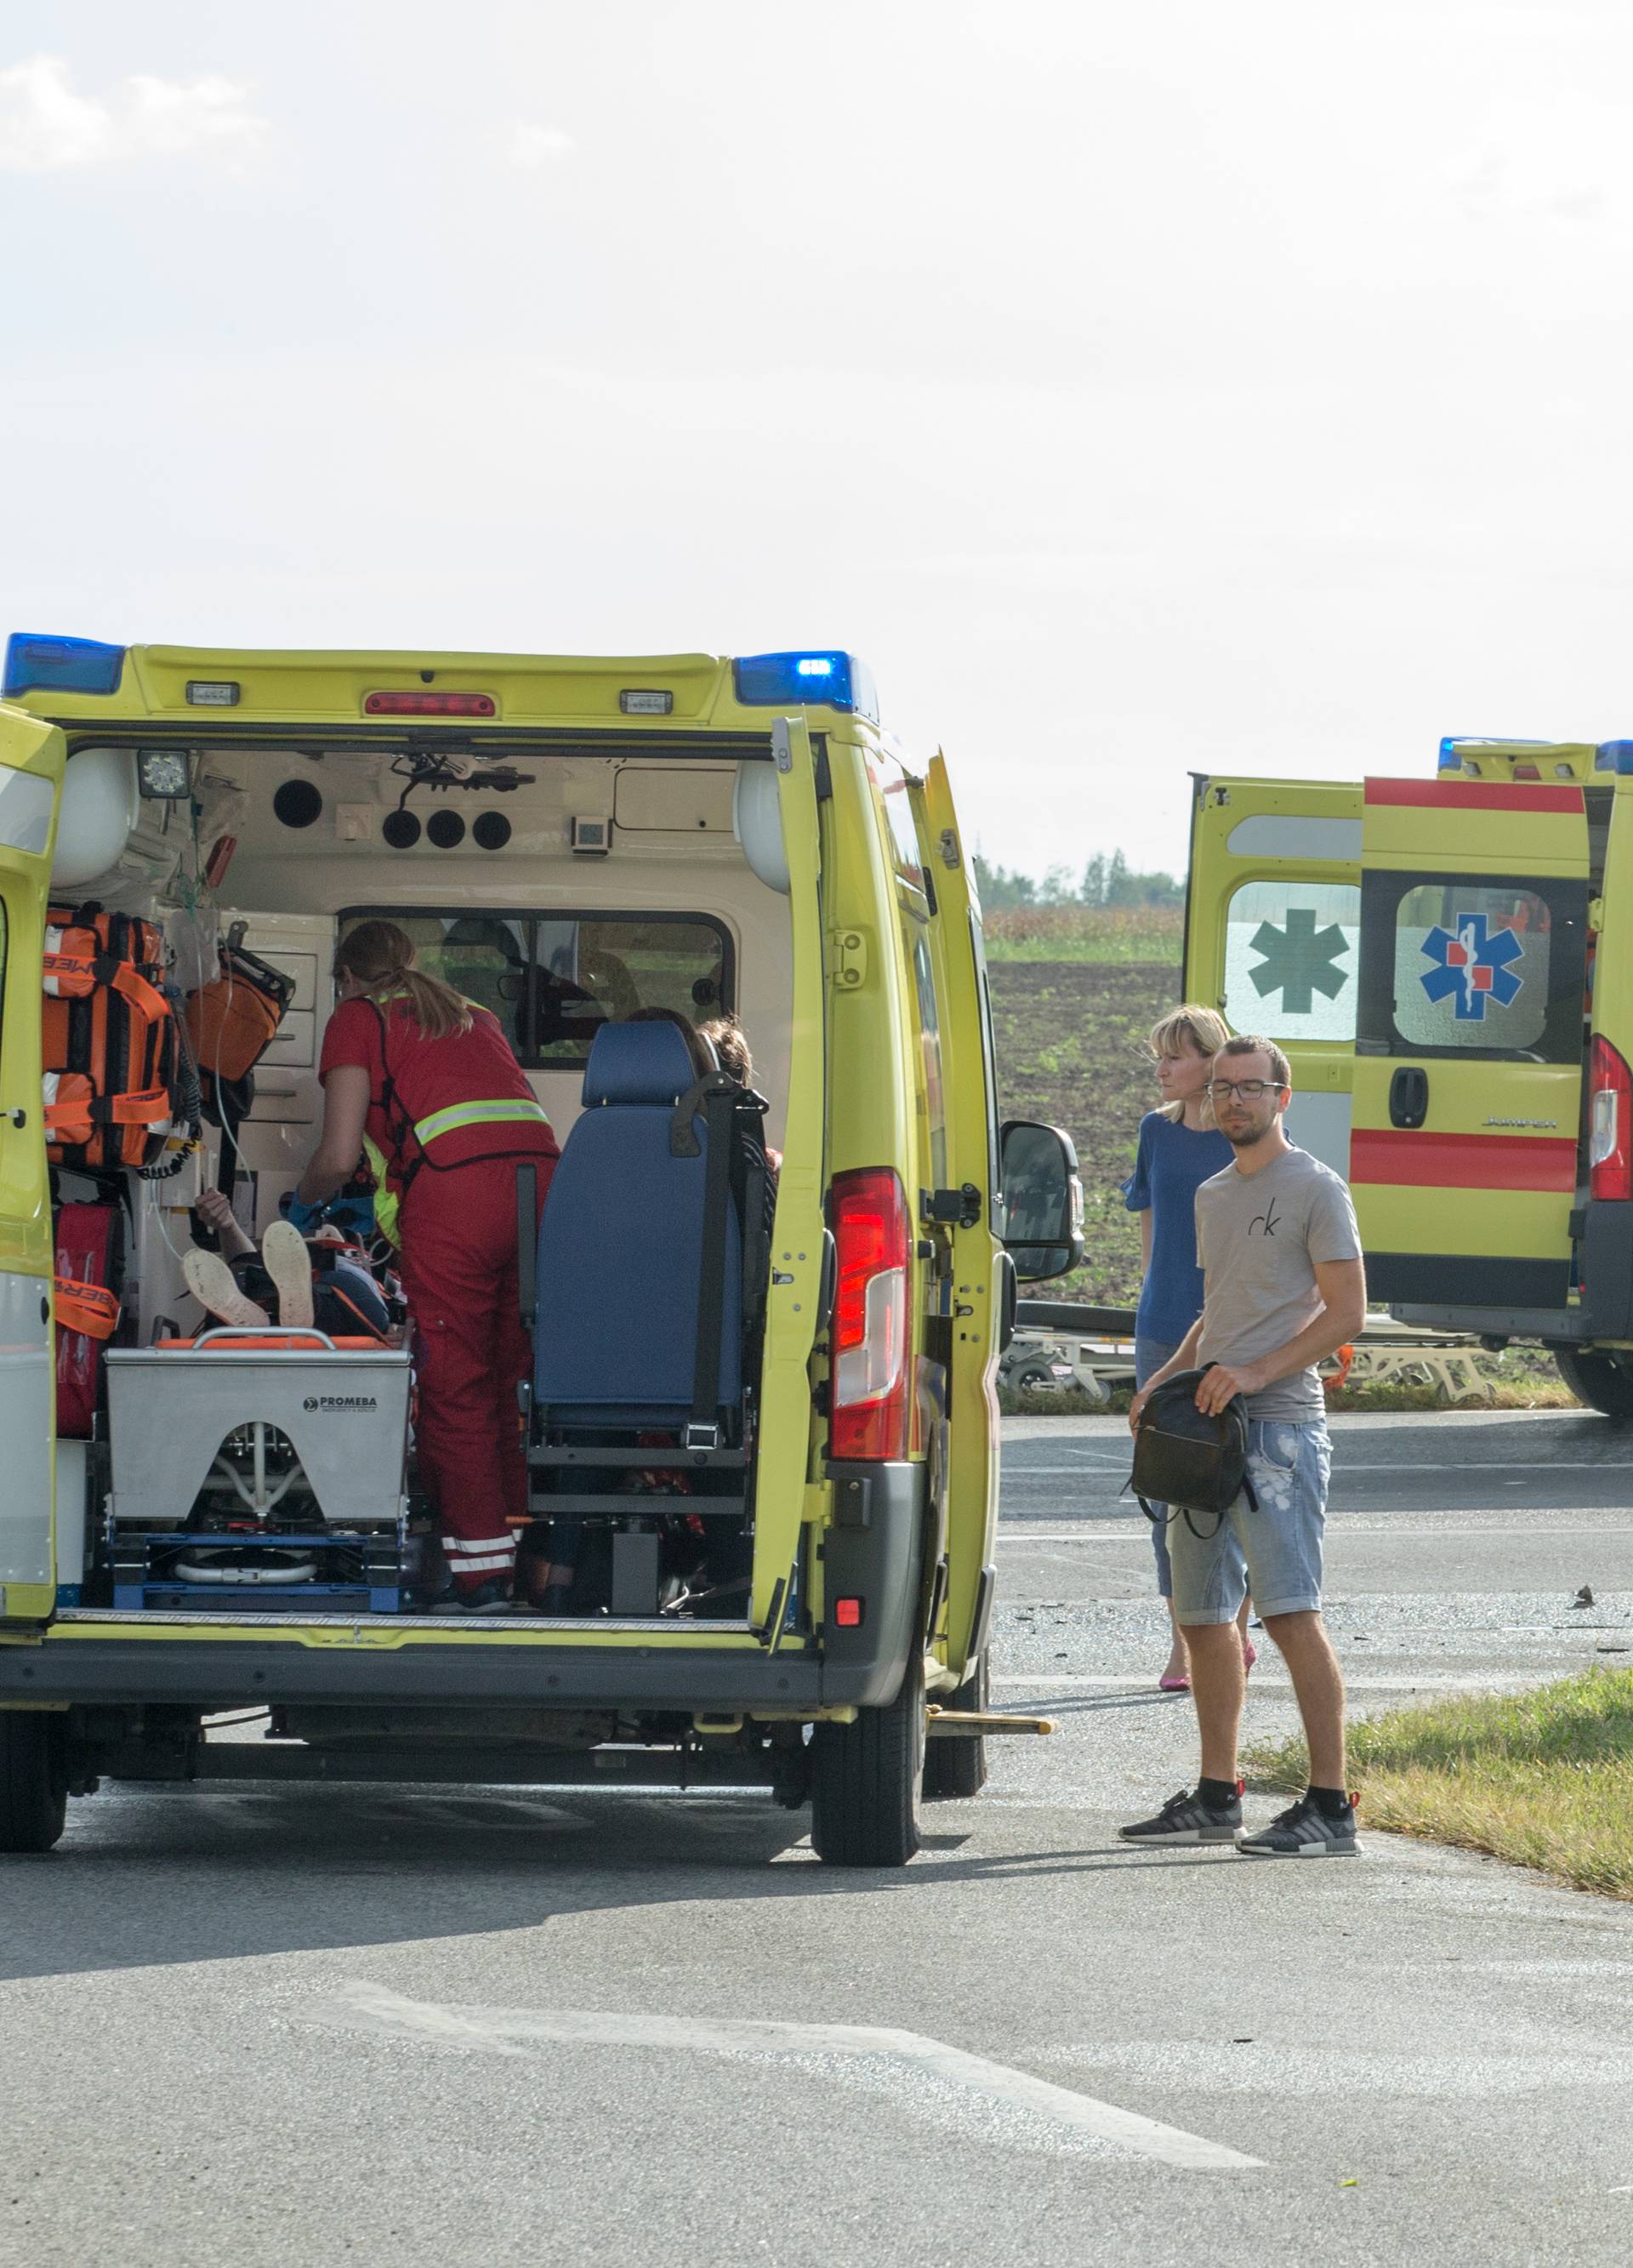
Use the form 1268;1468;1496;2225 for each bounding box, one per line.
1245;1668;1633;1900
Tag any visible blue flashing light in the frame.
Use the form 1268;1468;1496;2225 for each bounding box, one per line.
733;649;879;722
1596;740;1633;775
1437;737;1463;772
3;632;125;700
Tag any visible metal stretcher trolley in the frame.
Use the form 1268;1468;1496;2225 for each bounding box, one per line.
104;1326;416;1612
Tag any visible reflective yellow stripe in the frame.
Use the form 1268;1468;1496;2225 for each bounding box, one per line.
412;1097;553;1148
360;1133;400;1248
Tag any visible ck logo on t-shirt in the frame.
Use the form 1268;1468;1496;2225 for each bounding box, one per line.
1249;1196;1282;1238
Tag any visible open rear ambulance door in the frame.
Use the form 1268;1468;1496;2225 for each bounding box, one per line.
0;704;65;1627
750;716;828;1641
915;751;1000;1685
1183;774;1363;1177
1353;778;1590;1311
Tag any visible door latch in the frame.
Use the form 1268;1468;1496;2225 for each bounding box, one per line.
1389;1066;1429;1130
922;1184;982;1229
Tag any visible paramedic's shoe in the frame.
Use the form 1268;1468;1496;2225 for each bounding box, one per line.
1237;1791;1361;1858
260;1218;315;1329
1118;1785;1243;1844
183;1246;269;1331
429;1579;514;1615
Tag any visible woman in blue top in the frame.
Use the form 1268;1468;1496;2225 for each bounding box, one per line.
1122;1004;1255;1691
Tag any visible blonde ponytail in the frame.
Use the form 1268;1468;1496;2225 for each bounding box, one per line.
334;920;473;1042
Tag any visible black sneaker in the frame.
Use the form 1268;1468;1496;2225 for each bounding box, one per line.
429;1578;514;1616
1118;1785;1243;1844
1237;1791;1361;1858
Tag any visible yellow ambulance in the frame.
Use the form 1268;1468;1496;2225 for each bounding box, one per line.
0;635;1081;1862
1184;736;1631;1413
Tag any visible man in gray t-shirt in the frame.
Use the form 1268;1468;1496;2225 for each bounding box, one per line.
1121;1036;1368;1860
1196;1144;1363;1422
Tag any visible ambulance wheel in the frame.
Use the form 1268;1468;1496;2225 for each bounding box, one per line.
810;1653;924;1866
1554;1347;1633;1422
923;1653;989;1801
0;1712;68;1854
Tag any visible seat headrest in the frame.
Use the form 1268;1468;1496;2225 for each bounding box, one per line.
583;1019;704;1108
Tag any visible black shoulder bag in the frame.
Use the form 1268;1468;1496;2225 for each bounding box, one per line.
1131;1366;1258;1538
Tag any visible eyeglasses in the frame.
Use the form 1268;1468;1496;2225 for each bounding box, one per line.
1204;1079;1283;1101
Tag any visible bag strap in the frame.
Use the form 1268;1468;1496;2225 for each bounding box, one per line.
686;1082;737;1449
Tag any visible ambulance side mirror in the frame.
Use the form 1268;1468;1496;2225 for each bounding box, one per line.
999;1120;1084;1283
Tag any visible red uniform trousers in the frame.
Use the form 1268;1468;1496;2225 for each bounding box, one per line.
397;1155;552;1593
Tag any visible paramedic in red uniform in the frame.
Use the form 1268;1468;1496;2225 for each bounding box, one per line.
293;920;559;1611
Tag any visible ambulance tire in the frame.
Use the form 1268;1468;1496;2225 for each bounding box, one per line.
922;1653;989;1802
810;1652;924;1866
1553;1347;1633;1422
0;1711;68;1854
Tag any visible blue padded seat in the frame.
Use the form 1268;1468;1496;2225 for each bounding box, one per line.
533;1020;743;1424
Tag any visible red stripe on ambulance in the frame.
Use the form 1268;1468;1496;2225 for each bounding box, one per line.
1350;1127;1577;1192
1363;778;1584;814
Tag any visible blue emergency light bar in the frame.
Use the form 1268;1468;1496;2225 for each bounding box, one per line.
1596;741;1633;774
3;632;125;699
733;649;879;723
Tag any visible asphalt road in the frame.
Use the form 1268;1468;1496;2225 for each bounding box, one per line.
5;1407;1633;2268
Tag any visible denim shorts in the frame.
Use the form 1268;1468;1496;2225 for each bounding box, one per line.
1166;1417;1331;1625
1134;1335;1181;1598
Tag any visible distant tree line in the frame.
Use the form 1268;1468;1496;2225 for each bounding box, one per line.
971;849;1183;910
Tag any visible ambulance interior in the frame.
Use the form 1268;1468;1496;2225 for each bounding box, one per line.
49;736;794;1621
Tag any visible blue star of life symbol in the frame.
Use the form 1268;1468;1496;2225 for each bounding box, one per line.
1419;910;1524;1022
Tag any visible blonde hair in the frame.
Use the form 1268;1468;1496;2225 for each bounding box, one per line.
334;919;473;1042
1148;1002;1232;1123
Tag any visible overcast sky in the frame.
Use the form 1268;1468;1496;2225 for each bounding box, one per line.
3;2;1631;878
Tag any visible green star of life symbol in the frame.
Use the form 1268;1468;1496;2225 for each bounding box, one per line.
1249;909;1350;1015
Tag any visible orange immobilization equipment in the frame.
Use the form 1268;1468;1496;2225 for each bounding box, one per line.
53;1276;121;1340
42;903;195;1174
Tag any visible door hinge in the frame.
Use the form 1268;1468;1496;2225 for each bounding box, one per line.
937;827;961;869
922;1184;982;1230
828;927;869;992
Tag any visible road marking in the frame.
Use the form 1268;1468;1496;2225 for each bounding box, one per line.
1006;1459;1633;1476
310;1981;1263;2170
999;1522;1633;1541
994;1673;1542;1691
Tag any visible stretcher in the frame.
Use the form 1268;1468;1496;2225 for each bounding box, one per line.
104;1325;416;1612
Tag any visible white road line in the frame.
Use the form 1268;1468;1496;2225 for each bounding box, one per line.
1007;1460;1633;1476
312;1981;1263;2171
993;1673;1543;1691
998;1522;1633;1541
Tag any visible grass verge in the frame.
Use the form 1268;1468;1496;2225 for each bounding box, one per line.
1243;1668;1633;1900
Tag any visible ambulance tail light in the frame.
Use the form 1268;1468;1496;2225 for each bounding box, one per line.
1589;1036;1632;1202
829;1167;909;1460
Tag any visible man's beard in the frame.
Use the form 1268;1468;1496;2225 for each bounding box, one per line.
1222;1116;1272;1148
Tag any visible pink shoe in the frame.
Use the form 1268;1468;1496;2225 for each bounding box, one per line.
1242;1640;1258;1674
1158;1672;1192;1693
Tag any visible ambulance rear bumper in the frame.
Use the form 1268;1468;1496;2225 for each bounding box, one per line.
0;1633;839;1713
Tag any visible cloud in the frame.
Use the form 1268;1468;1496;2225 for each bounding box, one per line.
0;53;268;171
506;123;576;170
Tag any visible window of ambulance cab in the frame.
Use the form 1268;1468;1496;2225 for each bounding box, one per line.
1221;877;1361;1044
